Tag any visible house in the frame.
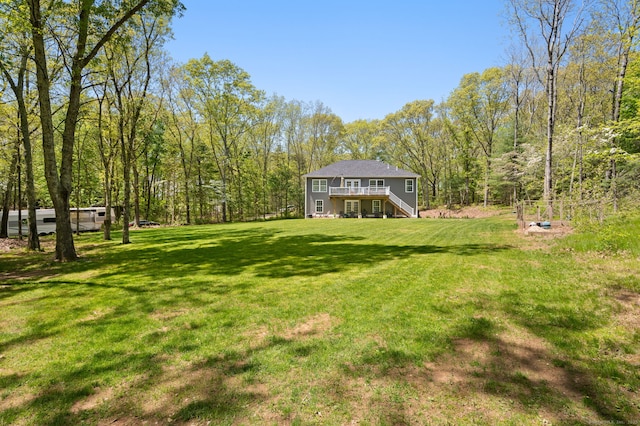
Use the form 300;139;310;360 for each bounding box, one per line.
303;160;420;218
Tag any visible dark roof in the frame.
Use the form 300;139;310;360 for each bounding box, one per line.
304;160;420;178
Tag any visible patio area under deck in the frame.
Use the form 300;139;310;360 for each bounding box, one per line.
328;187;414;218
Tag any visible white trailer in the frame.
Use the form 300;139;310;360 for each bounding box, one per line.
6;207;113;237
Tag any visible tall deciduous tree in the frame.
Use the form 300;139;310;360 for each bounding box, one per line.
340;119;383;160
383;100;439;209
305;102;344;172
508;0;588;201
184;55;263;222
163;64;201;224
26;0;183;260
0;28;41;250
247;95;285;218
600;0;640;122
103;13;170;243
449;68;510;206
599;0;640;211
0;121;20;239
504;48;541;202
92;78;119;240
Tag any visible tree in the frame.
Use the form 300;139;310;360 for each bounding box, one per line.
0;122;20;239
91;77;119;240
508;0;589;201
102;12;173;243
305;102;344;172
563;28;616;199
618;54;640;152
340;119;383;160
439;102;483;206
599;0;640;122
383;100;439;209
598;0;640;211
449;68;510;206
0;30;41;249
504;48;541;202
163;64;201;224
184;55;263;222
26;0;183;260
247;95;285;218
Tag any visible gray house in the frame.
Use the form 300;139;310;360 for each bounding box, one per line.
303;160;420;218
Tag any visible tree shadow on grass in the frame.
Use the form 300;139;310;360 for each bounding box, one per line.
85;228;513;283
0;325;296;425
2;226;512;287
343;306;638;424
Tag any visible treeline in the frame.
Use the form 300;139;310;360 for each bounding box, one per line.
1;0;640;261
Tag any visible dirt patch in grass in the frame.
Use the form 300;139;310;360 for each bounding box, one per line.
0;237;56;252
0;269;59;283
70;386;115;414
148;309;188;321
243;313;336;352
0;239;28;252
333;324;601;424
78;307;116;323
0;382;37;412
613;289;640;330
283;313;334;340
0;238;58;282
420;206;504;219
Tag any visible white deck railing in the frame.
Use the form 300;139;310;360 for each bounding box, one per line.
388;191;415;217
329;187;390;196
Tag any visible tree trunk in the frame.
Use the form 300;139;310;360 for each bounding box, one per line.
483;156;491;208
1;47;41;249
28;0;155;259
28;0;77;261
104;178;113;240
133;163;141;224
544;62;555;202
0;139;19;238
18;96;41;251
122;147;132;244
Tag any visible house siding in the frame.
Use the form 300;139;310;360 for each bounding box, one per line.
304;160;420;218
305;177;339;217
304;175;418;218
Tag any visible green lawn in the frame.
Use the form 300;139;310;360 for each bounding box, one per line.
1;214;639;425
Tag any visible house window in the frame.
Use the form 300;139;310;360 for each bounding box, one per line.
315;200;324;213
312;179;327;192
369;179;384;188
405;179;414;193
372;200;381;213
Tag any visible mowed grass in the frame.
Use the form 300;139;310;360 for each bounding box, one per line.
1;214;639;425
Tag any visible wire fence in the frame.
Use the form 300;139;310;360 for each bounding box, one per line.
515;199;617;229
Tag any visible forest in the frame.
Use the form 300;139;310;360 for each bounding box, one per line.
1;0;639;261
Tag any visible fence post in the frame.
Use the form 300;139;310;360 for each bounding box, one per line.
516;202;523;229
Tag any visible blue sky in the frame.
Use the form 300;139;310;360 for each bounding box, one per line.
165;1;511;123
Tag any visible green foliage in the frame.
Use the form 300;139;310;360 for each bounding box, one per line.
566;213;640;255
619;54;640;154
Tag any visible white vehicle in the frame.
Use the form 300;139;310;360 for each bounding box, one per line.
6;207;113;237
